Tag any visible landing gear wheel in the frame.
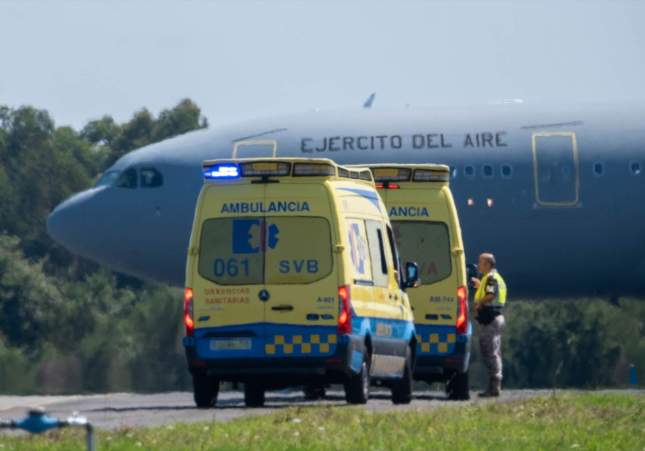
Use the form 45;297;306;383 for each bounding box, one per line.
345;355;370;404
391;347;413;404
447;370;470;401
303;385;326;401
244;383;266;407
192;372;219;408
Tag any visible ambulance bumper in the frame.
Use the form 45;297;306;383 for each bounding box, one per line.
184;334;367;385
413;340;471;378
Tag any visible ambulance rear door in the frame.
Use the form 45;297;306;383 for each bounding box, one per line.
261;180;340;357
383;186;460;354
191;183;268;355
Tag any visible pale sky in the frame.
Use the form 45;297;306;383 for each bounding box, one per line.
1;0;644;129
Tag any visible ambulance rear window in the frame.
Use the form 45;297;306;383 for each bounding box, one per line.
198;217;332;285
392;221;452;284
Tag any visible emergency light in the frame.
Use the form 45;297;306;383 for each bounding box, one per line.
375;182;401;189
241;161;290;177
413;169;449;182
202;158;374;182
293;163;336;176
371;167;412;182
203;163;240;179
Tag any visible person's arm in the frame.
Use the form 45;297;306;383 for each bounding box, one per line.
477;294;495;304
478;276;498;306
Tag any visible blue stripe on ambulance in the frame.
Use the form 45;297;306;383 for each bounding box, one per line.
336;187;383;211
194;317;415;373
194;324;340;360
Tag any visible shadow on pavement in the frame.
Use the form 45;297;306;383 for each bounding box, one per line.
87;392;451;413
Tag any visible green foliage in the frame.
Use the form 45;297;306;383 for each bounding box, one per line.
82;98;207;166
0;235;64;350
0;234;187;394
466;299;645;389
0;100;205;394
0;105;103;261
1;393;643;450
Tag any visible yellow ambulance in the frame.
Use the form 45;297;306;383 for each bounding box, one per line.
366;164;471;400
182;158;419;408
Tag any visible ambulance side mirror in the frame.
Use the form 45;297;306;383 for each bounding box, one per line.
403;262;420;289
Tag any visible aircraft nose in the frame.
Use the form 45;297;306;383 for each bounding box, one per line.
47;189;102;256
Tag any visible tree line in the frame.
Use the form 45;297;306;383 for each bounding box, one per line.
0;100;205;393
0;100;642;394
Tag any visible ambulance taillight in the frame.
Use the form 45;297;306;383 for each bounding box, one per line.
184;288;195;337
455;286;468;334
338;285;352;335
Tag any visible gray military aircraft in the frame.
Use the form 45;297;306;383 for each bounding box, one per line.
47;102;645;296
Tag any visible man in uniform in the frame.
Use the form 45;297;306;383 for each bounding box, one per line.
471;253;507;397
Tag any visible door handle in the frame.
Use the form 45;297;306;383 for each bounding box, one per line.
271;304;294;312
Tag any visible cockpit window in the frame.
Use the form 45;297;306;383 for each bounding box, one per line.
115;168;138;189
97;166;163;189
95;170;121;187
140;167;163;188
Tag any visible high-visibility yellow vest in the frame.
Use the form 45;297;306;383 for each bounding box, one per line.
474;269;507;308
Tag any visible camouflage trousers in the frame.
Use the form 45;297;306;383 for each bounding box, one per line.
479;315;505;381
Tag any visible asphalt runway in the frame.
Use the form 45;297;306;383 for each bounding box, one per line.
0;389;552;430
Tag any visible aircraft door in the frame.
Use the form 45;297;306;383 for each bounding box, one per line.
531;132;580;206
232;140;277;158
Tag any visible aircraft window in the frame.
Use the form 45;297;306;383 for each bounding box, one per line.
482;164;494;178
630;161;641;176
140;167;164;188
593;162;604;177
95;170;120;187
501;164;513;179
115;167;138;189
450;166;458;179
464;165;475;179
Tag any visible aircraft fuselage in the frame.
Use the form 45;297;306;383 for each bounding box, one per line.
47;104;645;296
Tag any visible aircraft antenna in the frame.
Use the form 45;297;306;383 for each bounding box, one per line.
363;93;376;109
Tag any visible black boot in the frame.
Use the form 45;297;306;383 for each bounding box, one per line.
478;377;500;398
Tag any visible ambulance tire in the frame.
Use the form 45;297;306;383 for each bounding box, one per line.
391;347;413;405
244;383;266;407
447;370;470;401
345;356;370;404
192;373;219;408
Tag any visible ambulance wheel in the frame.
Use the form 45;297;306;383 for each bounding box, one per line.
391;347;413;404
192;372;219;408
345;356;370;404
303;385;326;400
447;370;470;401
244;383;265;407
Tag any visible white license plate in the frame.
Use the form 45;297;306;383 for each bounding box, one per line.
210;338;252;351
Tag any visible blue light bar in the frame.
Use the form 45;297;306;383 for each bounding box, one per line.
203;164;240;180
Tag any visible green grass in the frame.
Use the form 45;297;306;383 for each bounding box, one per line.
0;393;643;450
